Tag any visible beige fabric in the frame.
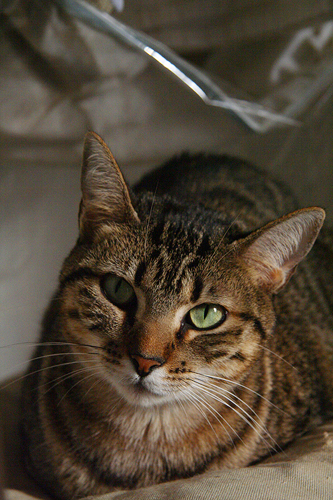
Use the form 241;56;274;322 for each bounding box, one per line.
1;0;333;219
118;0;333;51
1;378;333;500
1;1;333;499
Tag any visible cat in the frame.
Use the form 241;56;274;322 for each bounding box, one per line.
21;131;333;499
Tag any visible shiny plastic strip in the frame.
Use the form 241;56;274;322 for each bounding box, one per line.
55;0;299;132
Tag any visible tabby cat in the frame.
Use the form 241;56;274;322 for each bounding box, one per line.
21;132;333;499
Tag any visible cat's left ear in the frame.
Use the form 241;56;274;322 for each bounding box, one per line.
238;207;325;293
79;132;139;237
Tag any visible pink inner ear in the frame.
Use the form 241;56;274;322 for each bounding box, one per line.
79;132;140;235
269;268;284;285
240;208;325;293
243;252;289;293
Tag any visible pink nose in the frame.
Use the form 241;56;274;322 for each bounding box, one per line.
131;354;164;377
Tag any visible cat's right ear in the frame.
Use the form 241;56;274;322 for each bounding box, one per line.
237;207;325;293
79;132;140;238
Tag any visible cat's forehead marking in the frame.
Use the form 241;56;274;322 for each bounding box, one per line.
190;276;204;303
126;218;237;312
91;213;238;312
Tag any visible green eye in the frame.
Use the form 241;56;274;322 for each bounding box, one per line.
102;274;135;308
188;303;227;330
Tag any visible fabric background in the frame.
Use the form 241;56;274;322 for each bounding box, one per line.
1;0;333;498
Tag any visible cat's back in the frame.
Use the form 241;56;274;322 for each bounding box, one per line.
134;153;297;231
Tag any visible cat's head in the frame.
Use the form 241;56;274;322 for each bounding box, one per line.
58;132;325;408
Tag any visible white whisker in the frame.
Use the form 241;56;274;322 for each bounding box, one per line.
204;211;241;274
0;358;97;391
82;374;105;401
183;392;220;442
0;350;102;381
144;183;159;258
36;362;100;398
194;377;268;428
185;386;238;446
56;369;101;406
258;344;298;371
191;370;288;416
192;379;279;453
0;340;105;350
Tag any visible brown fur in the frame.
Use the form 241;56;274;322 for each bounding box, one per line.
21;132;333;499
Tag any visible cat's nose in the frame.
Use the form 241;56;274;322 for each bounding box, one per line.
130;353;164;377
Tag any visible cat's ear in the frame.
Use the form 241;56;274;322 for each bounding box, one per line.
238;208;325;293
79;132;139;236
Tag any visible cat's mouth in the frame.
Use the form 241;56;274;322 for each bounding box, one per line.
133;379;151;394
115;376;172;407
132;378;165;398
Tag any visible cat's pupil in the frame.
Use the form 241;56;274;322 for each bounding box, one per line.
204;305;209;320
188;303;227;330
102;274;135;308
115;280;122;294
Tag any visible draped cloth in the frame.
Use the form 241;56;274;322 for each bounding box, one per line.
1;1;333;499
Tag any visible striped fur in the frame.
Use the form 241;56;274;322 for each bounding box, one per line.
21;133;333;499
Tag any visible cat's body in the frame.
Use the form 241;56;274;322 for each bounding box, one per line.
21;133;333;499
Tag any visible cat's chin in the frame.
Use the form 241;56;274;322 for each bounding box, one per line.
112;377;176;408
